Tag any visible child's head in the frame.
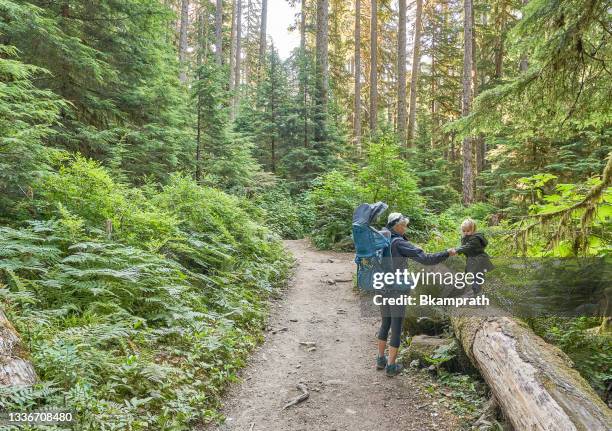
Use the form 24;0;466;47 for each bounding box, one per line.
461;218;476;236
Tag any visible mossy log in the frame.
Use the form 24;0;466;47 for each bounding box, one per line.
452;311;612;431
0;309;37;386
403;335;452;367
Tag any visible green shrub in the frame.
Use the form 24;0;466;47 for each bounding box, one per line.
251;184;314;239
310;171;362;249
2;158;292;429
309;132;429;249
358;133;428;238
38;156;181;251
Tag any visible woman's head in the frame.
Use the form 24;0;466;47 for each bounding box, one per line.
387;212;409;235
461;218;476;236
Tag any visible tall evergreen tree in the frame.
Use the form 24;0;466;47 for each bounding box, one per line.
259;0;268;66
397;0;407;146
407;0;423;145
314;0;330;143
215;0;223;65
0;38;64;217
461;0;475;204
3;0;192;183
194;61;258;191
369;0;378;133
234;0;243;117
354;0;362;154
179;0;190;83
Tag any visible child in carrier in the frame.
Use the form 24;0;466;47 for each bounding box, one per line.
455;218;494;296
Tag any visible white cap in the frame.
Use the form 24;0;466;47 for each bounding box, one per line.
387;212;409;226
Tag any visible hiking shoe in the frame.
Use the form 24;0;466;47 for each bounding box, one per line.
385;363;403;377
376;355;388;370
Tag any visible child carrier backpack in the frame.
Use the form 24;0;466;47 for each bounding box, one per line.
352;202;391;291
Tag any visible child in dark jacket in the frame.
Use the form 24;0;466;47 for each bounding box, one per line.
456;218;494;295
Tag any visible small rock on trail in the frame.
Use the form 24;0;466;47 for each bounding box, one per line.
206;239;461;431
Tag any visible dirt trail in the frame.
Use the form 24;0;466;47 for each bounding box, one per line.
211;239;461;431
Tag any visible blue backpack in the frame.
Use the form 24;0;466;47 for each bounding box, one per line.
352;202;392;291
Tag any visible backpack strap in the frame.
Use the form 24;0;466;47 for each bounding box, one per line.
389;236;403;259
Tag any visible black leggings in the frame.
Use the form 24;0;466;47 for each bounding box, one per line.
378;315;404;348
377;291;406;348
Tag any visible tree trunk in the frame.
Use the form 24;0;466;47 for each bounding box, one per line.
229;0;237;92
472;5;485;187
354;0;362;154
494;37;503;78
452;313;612;430
461;0;474;205
259;0;268;66
233;0;242;116
300;0;306;53
471;5;478;100
369;0;377;134
407;0;422;145
196;12;204;182
301;0;308;148
493;0;505;79
315;0;329;108
431;16;438;149
196;98;202;181
314;0;329;142
244;0;252;85
215;0;223;64
519;54;529;72
0;309;37;386
270;49;276;173
519;0;529;72
397;0;407;147
178;0;190;83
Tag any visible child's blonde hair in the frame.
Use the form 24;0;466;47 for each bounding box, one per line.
461;218;476;232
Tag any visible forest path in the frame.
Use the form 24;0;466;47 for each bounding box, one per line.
209;239;461;431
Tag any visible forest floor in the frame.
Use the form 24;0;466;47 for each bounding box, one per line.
206;239;464;431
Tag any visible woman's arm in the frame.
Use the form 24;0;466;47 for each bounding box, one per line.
395;240;450;265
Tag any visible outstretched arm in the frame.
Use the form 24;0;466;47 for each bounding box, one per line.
455;236;479;255
395;240;451;265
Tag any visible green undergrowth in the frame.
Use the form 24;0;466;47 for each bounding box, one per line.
250;182;314;240
0;157;292;430
430;371;497;430
415;343;493;429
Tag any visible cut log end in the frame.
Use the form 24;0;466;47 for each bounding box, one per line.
0;308;38;387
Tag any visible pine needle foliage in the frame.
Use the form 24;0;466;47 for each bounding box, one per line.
0;39;66;220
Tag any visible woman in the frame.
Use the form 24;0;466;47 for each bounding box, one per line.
377;212;456;376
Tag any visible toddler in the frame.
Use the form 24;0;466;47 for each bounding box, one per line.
455;218;494;295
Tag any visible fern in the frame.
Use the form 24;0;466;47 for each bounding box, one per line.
0;168;292;429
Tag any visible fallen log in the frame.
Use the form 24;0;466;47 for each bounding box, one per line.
0;308;37;386
452;310;612;430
